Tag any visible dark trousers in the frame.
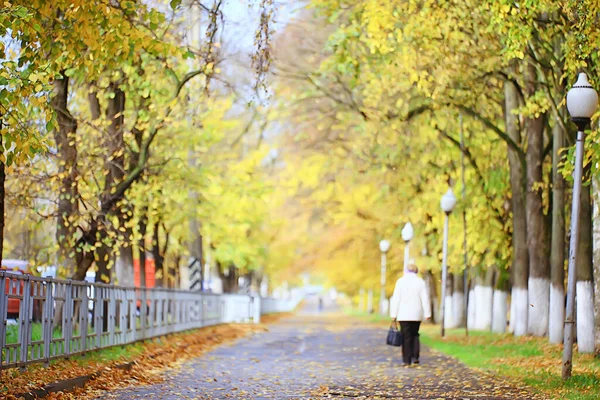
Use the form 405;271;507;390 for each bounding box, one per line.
400;321;421;364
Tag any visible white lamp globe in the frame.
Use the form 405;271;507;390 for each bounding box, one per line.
379;239;390;253
566;73;598;120
441;188;457;214
401;222;414;242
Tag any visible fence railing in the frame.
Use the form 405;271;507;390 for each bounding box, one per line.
0;271;297;371
261;296;303;314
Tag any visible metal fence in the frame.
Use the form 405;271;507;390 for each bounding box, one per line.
0;271;295;371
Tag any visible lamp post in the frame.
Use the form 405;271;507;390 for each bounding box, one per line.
379;239;391;315
562;72;598;380
402;222;414;273
459;114;469;335
440;188;457;337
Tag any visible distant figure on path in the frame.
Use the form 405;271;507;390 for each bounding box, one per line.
389;263;431;366
318;296;324;312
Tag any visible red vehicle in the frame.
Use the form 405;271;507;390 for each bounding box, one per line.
134;257;156;308
1;260;29;317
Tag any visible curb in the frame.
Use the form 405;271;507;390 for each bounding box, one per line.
16;361;134;399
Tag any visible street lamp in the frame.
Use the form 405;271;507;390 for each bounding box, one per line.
379;239;391;315
440;188;457;337
562;72;598;380
402;222;414;273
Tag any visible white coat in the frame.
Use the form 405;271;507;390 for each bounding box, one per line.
389;272;432;322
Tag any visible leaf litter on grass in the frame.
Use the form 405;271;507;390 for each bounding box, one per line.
1;322;272;399
419;324;600;399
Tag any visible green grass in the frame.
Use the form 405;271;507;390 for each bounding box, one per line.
6;323;94;344
419;328;544;368
76;341;145;365
6;323;63;344
344;308;390;323
418;325;600;400
4;322;141;366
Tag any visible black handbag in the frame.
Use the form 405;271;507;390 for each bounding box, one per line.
386;322;403;347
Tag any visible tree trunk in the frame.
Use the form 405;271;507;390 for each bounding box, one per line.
63;83;127;284
475;269;494;331
453;269;465;328
108;86;127;285
72;253;94;281
423;270;438;323
137;209;148;290
444;273;455;329
152;221;163;286
505;78;529;337
137;214;148;332
51;76;79;276
115;202;134;286
94;245;111;284
549;117;566;344
492;267;509;333
577;165;595;353
173;253;182;288
104;85;125;187
524;62;550;337
220;264;238;293
591;175;600;354
152;221;170;287
467;281;476;331
91;84;127;286
116;243;134;286
509;282;516;333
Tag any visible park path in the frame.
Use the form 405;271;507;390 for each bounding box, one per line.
102;299;546;399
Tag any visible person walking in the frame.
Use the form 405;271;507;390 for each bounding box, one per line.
389;263;431;366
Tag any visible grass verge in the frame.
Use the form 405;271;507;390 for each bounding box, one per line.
344;308;390;324
1;315;289;399
419;324;600;400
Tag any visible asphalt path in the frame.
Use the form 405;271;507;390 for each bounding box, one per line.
103;299;546;399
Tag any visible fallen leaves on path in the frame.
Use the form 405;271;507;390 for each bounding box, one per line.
101;312;549;399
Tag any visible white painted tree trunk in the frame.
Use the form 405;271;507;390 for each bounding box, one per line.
593;176;600;353
577;281;595;353
513;287;528;336
527;277;549;336
444;295;456;329
492;290;508;333
509;288;516;333
433;297;440;324
467;288;476;330
453;292;464;329
549;284;564;344
358;289;365;312
475;284;493;330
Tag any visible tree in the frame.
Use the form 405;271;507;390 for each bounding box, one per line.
0;4;54;268
268;0;600;350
